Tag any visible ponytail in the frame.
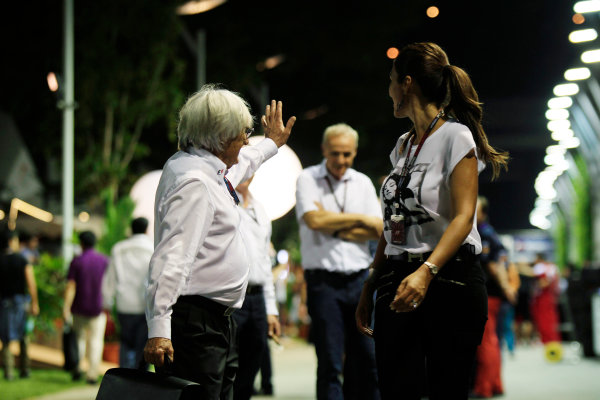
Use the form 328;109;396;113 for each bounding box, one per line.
444;65;508;180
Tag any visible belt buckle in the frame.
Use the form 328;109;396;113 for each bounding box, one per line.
224;307;235;317
407;253;424;262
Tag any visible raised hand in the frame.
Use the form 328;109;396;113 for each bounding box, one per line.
261;100;296;147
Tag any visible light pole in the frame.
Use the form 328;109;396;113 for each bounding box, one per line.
176;0;227;90
61;0;75;268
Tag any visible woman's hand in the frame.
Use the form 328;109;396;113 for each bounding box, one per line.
389;266;432;312
261;100;296;147
356;282;376;337
144;337;174;367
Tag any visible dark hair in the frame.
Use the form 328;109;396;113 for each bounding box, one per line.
478;195;489;216
1;229;17;250
19;231;32;243
78;231;96;249
394;42;508;179
131;217;149;235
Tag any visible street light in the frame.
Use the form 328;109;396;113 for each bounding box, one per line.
176;0;228;90
569;28;598;43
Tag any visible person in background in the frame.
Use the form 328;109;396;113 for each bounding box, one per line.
233;176;281;399
19;231;40;266
496;254;521;356
356;42;509;400
471;196;516;398
63;230;109;384
102;217;153;369
143;85;295;400
531;253;561;344
0;229;39;380
295;123;382;400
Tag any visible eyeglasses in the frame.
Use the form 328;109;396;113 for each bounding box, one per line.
244;127;254;139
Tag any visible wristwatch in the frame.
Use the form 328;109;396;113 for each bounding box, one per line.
424;261;439;276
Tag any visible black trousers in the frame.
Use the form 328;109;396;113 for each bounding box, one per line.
305;269;380;400
232;290;268;400
168;295;238;400
373;249;487;400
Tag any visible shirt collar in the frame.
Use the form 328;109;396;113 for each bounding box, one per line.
186;146;229;180
317;159;353;182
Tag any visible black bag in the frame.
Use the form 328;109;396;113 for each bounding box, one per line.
95;364;203;400
62;323;79;371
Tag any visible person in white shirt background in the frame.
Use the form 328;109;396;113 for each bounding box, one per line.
143;84;295;400
232;176;281;400
102;217;153;369
295;123;383;400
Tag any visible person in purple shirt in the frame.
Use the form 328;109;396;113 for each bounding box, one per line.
63;231;109;384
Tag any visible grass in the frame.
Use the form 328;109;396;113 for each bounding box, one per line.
0;368;88;400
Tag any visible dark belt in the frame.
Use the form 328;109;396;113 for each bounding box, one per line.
246;284;263;295
304;268;367;280
179;295;235;316
386;244;477;263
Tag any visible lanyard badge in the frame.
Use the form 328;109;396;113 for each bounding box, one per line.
387;109;444;245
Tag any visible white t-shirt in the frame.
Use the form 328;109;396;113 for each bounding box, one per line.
296;160;382;273
380;120;483;255
238;193;278;316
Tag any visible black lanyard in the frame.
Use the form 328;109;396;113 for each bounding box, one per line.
324;176;347;213
396;109;445;190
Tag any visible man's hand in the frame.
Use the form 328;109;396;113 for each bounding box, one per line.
261;100;296;147
267;314;281;343
144;337;174;367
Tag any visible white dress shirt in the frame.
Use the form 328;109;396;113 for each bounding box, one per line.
295;160;382;273
146;139;278;339
238;193;278;315
102;233;154;314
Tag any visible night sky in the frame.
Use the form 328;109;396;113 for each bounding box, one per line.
0;0;579;232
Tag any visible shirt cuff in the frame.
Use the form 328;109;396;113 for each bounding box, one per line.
265;299;279;316
256;137;278;160
147;318;172;340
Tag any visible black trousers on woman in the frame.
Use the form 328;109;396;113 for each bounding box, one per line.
373;247;487;400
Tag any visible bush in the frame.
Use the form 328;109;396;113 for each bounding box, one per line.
33;253;66;334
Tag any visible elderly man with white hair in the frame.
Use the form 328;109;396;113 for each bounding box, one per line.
144;84;295;400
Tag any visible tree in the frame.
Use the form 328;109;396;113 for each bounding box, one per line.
74;0;186;207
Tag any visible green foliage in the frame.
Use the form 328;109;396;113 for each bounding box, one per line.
0;368;86;400
33;253;66;334
572;154;592;266
97;188;135;255
552;212;567;270
74;0;186;205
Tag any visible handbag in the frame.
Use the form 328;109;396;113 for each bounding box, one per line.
95;358;203;400
62;322;79;371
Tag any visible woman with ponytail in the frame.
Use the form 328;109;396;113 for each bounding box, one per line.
355;42;508;399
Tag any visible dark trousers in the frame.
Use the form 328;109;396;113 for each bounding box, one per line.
117;313;148;369
305;268;380;400
168;295;238;400
259;337;273;392
232;291;268;400
373;254;487;400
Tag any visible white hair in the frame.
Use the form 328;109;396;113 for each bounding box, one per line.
322;123;359;148
177;84;254;153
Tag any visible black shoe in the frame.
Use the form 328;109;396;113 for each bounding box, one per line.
71;370;82;381
19;369;30;378
86;378;98;385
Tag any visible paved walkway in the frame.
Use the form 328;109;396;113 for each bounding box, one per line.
27;338;600;400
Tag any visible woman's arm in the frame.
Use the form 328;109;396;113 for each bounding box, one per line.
24;264;39;316
356;233;387;337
